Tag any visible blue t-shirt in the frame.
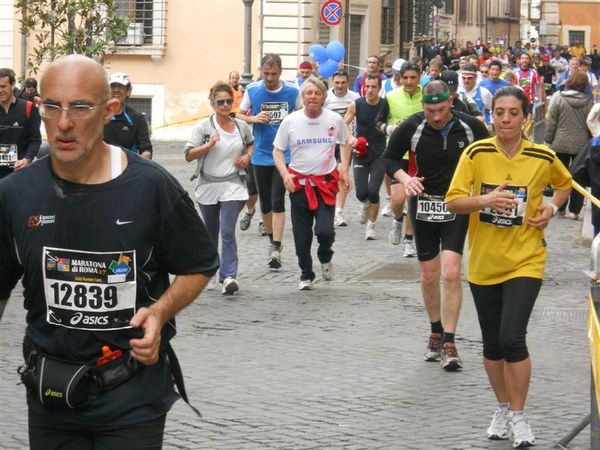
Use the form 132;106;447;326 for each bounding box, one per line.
245;80;299;166
479;77;510;96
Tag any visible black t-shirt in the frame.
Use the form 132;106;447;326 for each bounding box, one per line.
104;105;153;156
355;97;386;161
0;97;41;177
383;111;489;195
537;65;556;93
0;150;219;427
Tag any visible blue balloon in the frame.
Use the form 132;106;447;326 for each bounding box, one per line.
326;40;345;62
309;44;328;64
318;59;339;78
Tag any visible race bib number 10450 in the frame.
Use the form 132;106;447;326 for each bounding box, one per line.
43;247;137;331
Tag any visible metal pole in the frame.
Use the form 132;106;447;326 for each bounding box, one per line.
240;0;255;89
592;282;600;448
344;0;350;68
20;1;28;78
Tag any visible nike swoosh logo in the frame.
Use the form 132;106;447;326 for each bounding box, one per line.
116;219;133;225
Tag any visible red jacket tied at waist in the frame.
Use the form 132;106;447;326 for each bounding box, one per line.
288;167;340;211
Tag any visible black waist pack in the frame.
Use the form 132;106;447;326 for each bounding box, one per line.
19;337;138;410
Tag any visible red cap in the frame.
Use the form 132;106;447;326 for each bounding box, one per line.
542;54;550;61
299;61;313;70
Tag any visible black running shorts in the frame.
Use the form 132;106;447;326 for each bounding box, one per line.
408;195;469;262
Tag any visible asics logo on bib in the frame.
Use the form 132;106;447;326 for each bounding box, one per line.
115;219;133;225
70;312;109;326
492;216;513;226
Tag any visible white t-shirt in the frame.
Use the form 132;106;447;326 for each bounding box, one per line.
458;84;493;119
185;117;251;204
324;88;359;144
273;108;346;176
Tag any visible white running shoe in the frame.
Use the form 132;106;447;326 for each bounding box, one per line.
321;262;334;281
508;412;536;448
389;219;402;245
334;211;347;227
487;408;509;440
206;276;217;291
221;277;239;295
358;202;369;224
365;223;377;240
402;238;417;257
298;279;313;290
381;198;392;217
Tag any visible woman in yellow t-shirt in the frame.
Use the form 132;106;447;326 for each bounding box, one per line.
445;85;572;448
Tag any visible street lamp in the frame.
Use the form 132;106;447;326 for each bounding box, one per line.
240;0;255;89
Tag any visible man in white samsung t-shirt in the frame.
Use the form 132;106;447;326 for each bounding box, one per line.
273;76;352;290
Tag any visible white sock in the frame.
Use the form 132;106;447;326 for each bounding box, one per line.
367;220;376;227
336;207;343;214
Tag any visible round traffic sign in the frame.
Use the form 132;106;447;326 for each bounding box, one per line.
320;0;343;26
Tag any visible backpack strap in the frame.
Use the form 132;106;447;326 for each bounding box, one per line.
25;100;33;119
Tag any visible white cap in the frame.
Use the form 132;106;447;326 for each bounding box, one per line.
109;72;131;86
391;58;406;74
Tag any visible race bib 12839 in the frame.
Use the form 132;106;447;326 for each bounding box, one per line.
43;247;137;331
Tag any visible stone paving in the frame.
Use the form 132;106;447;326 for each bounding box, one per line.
0;141;595;449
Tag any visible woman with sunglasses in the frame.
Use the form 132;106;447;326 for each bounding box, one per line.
184;82;254;295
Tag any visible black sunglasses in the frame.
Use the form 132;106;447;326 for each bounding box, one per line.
216;98;234;106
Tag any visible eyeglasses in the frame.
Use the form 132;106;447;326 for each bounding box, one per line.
39;100;108;120
215;98;234;106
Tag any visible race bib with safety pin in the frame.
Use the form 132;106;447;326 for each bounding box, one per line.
0;144;18;167
261;102;289;124
416;193;456;222
43;247;137;331
479;183;528;227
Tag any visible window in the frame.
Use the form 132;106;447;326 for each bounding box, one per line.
128;97;152;128
568;30;585;47
444;0;454;15
457;0;467;22
381;0;396;45
115;0;166;47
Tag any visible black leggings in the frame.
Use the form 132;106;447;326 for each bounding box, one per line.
353;157;386;204
469;277;542;363
556;152;584;214
253;165;286;214
245;162;258;196
29;410;166;450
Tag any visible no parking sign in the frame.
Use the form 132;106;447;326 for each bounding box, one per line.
320;0;343;26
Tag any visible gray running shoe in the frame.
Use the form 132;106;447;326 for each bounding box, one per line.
402;238;417;257
389;219;402;245
334;211;347;227
381;198;392;217
267;243;282;269
258;221;267;236
358;202;369;224
365;223;377;240
321;262;334;281
298;279;313;290
239;210;254;231
441;341;463;371
424;333;442;361
487;408;509;440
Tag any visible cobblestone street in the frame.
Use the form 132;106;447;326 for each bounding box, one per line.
0;142;594;449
